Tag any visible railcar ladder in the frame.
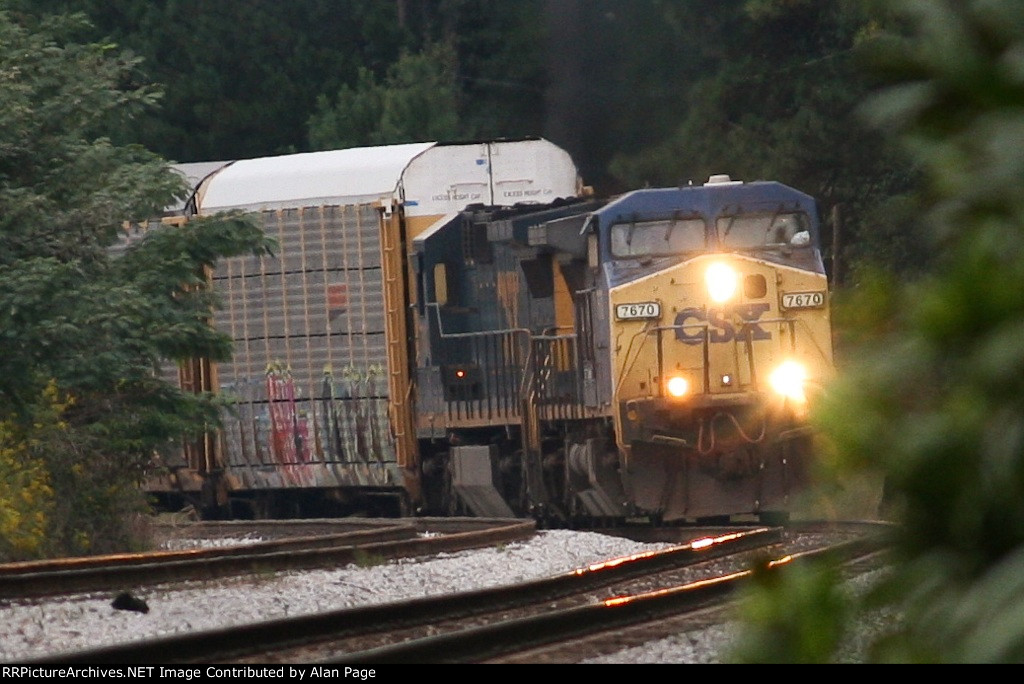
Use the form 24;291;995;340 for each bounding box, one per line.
378;204;418;492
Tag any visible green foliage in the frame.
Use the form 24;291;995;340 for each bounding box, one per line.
733;0;1024;663
605;0;922;283
0;389;57;561
308;42;461;149
865;548;1024;662
5;0;411;161
0;379;155;560
10;0;547;161
727;558;851;663
0;14;174;263
0;8;271;557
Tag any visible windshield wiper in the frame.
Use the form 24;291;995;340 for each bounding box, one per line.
721;215;737;241
720;204;739;239
662;210;689;244
767;204;787;239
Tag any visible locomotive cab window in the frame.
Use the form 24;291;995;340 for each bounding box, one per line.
610;217;707;258
717;211;811;250
433;262;451;306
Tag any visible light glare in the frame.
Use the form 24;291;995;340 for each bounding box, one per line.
706;262;738;303
667;376;689;398
769;360;807;403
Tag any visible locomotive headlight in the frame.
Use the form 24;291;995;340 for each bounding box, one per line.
666;376;690;398
769;360;808;403
706;262;738;303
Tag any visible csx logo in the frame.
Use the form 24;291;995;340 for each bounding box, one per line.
674;303;772;344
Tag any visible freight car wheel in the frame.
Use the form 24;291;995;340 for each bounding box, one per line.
418;450;451;516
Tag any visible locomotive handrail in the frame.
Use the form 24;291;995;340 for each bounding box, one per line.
539;325;576;337
426;300;533;423
425;304;587;350
426;301;593;416
425;301;532;340
763;315;834;364
615;322;710;395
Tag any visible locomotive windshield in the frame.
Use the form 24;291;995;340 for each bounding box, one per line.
609;217;707;258
717;211;811;250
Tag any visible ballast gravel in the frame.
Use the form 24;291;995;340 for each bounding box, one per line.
0;529;889;664
0;530;695;663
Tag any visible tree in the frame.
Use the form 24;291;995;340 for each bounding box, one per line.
729;0;1024;662
308;0;549;150
601;0;925;284
11;0;549;162
0;8;272;559
308;42;461;149
5;0;409;162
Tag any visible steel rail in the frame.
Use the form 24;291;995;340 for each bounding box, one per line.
0;518;535;601
326;532;888;664
18;526;780;664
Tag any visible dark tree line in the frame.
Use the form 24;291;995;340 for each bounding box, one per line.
7;0;924;283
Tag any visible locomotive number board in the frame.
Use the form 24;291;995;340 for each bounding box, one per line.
781;291;826;309
615;301;661;320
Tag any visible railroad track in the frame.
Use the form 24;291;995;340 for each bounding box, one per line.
0;517;535;600
18;521;891;664
324;522;890;665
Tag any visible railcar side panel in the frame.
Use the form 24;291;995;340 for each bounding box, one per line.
213;204;402;490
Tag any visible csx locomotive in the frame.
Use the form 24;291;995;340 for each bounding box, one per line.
141;139;833;524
